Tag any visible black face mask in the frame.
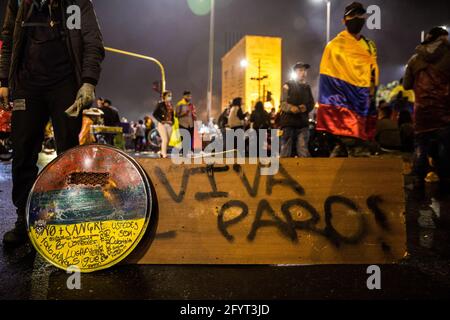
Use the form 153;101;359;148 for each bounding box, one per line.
345;18;366;35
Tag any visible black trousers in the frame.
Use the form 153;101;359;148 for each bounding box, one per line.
413;126;450;181
11;78;81;217
179;125;194;151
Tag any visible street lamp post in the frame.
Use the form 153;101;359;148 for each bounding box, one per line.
326;0;331;43
206;0;215;123
313;0;331;43
104;46;166;96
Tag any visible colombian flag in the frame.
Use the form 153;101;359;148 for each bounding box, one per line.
316;30;379;141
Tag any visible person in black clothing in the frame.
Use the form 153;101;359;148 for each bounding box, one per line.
375;106;402;151
101;99;120;127
226;97;246;155
279;62;315;157
0;0;105;247
250;101;271;156
97;99;120;145
218;105;230;129
250;101;270;130
153;91;174;158
398;110;415;153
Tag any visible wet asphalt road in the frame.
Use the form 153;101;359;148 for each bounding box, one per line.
0;155;449;300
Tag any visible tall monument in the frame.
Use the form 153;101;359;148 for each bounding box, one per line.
222;36;282;113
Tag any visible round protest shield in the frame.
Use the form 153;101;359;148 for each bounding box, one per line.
26;144;152;273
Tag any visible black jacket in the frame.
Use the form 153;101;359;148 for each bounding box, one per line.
101;106;121;127
404;39;450;133
279;81;315;129
250;109;270;129
153;101;174;123
0;0;105;89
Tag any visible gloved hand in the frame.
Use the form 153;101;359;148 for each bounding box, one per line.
65;83;96;117
0;87;9;110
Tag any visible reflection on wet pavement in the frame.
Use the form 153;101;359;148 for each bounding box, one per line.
1;156;449;300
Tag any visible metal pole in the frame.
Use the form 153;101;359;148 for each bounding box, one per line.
104;46;166;96
206;0;215;123
326;0;331;43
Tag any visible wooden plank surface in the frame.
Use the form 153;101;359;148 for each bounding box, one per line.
130;158;406;265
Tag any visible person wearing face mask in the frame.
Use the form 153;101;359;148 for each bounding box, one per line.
0;0;104;247
153;91;174;158
403;27;450;190
176;90;197;150
316;2;379;157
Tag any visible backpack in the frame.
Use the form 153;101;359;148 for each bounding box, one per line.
228;106;244;129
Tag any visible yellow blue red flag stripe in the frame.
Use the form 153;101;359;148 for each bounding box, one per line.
316;30;379;141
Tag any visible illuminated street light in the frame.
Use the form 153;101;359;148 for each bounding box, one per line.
290;71;297;81
240;59;249;68
206;0;215;123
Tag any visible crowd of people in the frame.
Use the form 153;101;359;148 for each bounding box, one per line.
0;0;449;248
115;2;449;196
215;3;450;193
80;90;197;157
68;2;450;193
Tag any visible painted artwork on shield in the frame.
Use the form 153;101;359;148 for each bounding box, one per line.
27;145;152;272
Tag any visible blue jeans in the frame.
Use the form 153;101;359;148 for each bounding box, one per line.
280;127;310;158
412;126;450;181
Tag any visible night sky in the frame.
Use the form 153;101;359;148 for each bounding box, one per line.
1;0;450;121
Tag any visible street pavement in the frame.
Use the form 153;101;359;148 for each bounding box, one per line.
0;154;449;300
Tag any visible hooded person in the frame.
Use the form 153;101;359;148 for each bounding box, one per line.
316;2;379;157
403;26;450;188
0;0;105;246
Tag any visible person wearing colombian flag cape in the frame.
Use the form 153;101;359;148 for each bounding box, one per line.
316;2;379;157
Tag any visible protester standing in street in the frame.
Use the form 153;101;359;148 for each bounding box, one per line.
228;97;245;130
316;2;379;157
176;91;197;150
153;91;174;158
403;26;450;189
250;101;271;131
375;106;402;151
250;101;271;156
99;99;121;145
134;120;146;152
0;0;104;246
279;62;315;158
100;99;120;127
